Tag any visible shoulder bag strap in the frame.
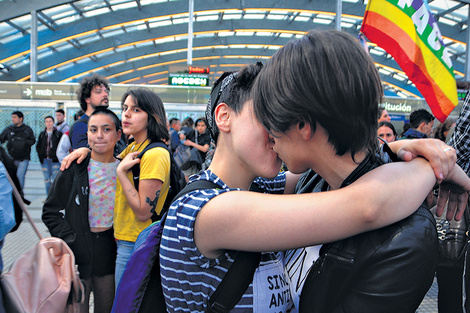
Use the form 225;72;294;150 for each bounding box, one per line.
206;251;261;313
3;168;42;239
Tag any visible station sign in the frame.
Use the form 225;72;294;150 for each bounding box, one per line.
168;73;209;87
188;66;210;74
0;82;77;100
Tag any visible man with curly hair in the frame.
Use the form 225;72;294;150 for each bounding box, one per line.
70;73;110;150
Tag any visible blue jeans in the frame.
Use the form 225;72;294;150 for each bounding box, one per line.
41;159;59;194
115;240;135;291
13;159;29;190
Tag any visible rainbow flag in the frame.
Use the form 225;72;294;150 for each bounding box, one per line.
361;0;458;122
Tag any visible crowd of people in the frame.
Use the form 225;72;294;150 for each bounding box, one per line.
0;29;470;313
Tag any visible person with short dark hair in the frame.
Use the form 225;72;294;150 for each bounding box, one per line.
36;116;62;194
251;29;444;312
57;110;86;163
168;118;181;153
0;111;36;189
43;108;122;313
159;57;470;312
402;108;435;139
180;117;211;180
55;109;70;134
378;108;391;122
70;74;110;150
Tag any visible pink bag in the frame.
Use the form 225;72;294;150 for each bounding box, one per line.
1;238;84;313
0;170;84;313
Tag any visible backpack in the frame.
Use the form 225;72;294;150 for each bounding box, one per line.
131;141;186;222
112;180;261;313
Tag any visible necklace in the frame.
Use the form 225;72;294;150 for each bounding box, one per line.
132;139;148;152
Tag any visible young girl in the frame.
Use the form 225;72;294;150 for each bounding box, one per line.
42;108;122;313
113;87;171;286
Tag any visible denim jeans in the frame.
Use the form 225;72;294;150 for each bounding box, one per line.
41;159;60;195
13;159;29;190
115;239;135;291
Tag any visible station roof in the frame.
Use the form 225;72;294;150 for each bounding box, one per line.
0;0;468;98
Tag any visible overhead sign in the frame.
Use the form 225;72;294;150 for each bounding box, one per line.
188;66;210;74
0;83;77;100
168;73;209;87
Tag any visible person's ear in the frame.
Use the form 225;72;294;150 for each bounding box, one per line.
214;103;230;134
116;129;122;143
418;121;427;131
298;121;313;140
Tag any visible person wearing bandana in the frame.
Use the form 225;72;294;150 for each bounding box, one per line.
159;60;470;312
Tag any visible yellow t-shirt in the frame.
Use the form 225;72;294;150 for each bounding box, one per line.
114;140;170;242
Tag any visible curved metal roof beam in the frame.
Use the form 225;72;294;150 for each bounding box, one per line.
0;6;338;65
15;29;288;81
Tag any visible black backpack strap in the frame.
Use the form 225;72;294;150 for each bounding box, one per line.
131;141;168;191
172;179;219;200
206;251;261;313
173;179;262;313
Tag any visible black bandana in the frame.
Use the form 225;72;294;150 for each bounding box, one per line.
205;72;238;140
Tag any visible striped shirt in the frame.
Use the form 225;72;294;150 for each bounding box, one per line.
160;170;292;312
448;92;470;176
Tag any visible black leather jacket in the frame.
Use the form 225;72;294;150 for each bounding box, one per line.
296;152;438;313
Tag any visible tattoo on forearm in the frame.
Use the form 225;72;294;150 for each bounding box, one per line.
127;188;138;198
146;190;161;214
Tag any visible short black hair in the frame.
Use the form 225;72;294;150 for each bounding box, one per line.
44;115;54;122
11;111;23;119
206;62;263;142
77;73;109;111
89;107;121;132
409;109;434;129
195;117;207;126
55;109;65;115
253;30;382;159
169;118;180;126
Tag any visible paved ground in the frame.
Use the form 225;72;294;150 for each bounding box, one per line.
2;163;441;312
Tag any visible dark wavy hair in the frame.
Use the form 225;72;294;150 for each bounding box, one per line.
121;88;169;143
253;30;383;160
77;73;109;111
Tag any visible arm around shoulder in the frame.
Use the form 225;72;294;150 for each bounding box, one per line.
194;157;438;258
